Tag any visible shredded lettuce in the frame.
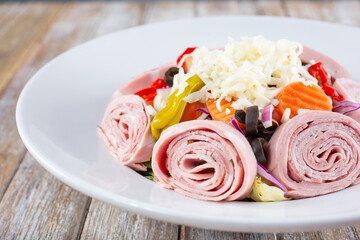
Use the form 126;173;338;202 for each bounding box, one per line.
138;160;154;181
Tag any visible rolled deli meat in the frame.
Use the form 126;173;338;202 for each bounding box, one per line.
99;95;155;171
113;62;175;97
152;120;257;201
301;46;351;79
266;111;360;199
333;78;360;123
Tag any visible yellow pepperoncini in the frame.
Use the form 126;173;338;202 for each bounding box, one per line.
248;176;289;202
151;75;205;140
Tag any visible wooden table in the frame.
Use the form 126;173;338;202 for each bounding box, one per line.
1;0;360;239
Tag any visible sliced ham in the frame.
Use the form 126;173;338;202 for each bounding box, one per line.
113;62;175;97
301;46;351;79
152;120;257;201
332;78;360;123
99;95;154;171
266;111;360;199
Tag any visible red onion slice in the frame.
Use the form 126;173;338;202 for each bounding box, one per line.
195;107;210;115
230;117;245;136
333;100;360;114
257;163;288;194
261;104;274;128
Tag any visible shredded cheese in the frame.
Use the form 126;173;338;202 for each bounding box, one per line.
281;108;291;123
173;36;319;112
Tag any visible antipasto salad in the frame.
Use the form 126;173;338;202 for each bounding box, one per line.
99;36;360;202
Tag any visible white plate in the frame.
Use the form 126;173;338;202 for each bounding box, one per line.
16;16;360;232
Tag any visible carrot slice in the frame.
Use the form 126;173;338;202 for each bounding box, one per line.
206;98;235;123
206;98;245;130
180;101;205;122
276;81;332;119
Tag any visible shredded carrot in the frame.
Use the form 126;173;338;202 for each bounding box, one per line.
180;101;205;122
276;81;332;119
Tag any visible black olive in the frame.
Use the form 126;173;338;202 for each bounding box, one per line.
235;110;246;124
245;106;259;137
262;131;275;142
268;84;277;88
266;122;278;131
251;138;268;165
164;67;179;87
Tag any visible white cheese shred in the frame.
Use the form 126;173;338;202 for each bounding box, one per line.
174;36;320;111
281;108;291;123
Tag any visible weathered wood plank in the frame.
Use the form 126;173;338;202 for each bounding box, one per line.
238;0;287;16
196;0;239;16
0;2;62;202
0;153;91;239
144;0;194;23
180;227;277;240
0;2;145;238
80;200;178;240
319;227;359;240
276;232;322;240
284;0;326;21
0;3;61;98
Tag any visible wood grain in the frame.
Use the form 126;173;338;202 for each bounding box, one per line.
0;3;60;98
238;0;287;15
0;153;90;239
196;0;239;16
80;200;179;240
0;3;62;202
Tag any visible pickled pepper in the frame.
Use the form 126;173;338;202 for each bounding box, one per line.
151;75;205;140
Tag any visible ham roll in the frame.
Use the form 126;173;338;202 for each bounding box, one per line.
152;120;257;201
266;111;360;199
113;62;175;97
333;78;360;123
301;46;351;79
99;95;154;171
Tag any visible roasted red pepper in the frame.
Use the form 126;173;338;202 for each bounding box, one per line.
308;62;330;85
322;84;344;102
307;62;344;101
134;78;167;106
176;47;197;71
149;78;167;89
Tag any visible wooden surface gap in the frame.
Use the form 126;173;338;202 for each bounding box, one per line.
0;149;27;202
177;225;182;240
75;198;92;240
350;227;360;240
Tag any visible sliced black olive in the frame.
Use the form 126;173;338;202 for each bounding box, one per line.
245;106;259;137
268;84;277;88
164;67;179;87
251;138;268;165
256;122;277;141
235;109;246;124
266;122;278;131
262;131;275;142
